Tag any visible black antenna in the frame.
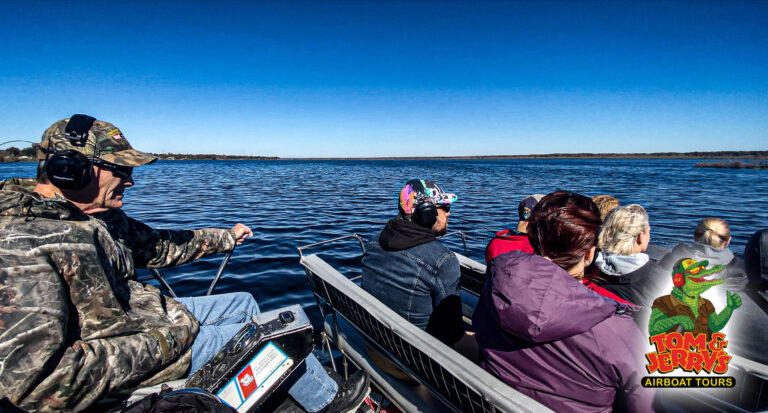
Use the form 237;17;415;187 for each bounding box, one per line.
64;114;96;146
0;140;37;148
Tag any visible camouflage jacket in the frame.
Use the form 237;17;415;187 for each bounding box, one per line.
0;179;237;411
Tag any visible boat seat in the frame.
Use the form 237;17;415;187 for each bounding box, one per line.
300;252;551;413
323;318;450;412
456;252;487;297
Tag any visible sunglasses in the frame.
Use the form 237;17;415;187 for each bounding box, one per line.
437;204;451;212
94;160;133;179
682;266;705;277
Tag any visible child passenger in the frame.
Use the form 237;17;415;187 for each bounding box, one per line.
473;191;654;412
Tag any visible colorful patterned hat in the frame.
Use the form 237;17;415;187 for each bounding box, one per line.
38;116;157;167
399;179;457;215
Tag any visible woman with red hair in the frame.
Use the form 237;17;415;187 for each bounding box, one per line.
473;191;653;412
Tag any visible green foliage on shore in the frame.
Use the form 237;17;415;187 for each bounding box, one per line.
694;160;768;170
0;146;36;163
3;148;767;163
0;147;280;163
334;150;768;161
156;153;279;161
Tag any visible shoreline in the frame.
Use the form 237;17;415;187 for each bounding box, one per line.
2;150;767;163
150;150;768;161
282;152;768;161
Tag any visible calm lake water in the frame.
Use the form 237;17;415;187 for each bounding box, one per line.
2;159;766;322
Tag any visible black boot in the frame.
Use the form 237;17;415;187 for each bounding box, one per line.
320;369;371;413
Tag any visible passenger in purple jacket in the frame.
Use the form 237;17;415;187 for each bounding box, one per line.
473;191;654;412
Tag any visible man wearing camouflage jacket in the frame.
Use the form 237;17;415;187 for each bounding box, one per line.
0;116;368;412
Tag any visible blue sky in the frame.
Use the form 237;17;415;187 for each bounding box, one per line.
1;1;766;158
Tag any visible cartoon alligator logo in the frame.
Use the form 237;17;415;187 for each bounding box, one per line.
648;258;741;338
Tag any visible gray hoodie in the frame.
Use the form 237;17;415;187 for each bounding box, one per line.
658;242;748;294
595;251;649;276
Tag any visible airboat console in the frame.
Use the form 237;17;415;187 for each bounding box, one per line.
185;304;313;412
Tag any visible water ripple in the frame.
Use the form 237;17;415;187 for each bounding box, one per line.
2;159;766;313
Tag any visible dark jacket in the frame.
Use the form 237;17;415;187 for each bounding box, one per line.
361;218;463;345
484;229;533;263
599;260;666;309
473;251;653;413
583;280;634;305
727;229;768;364
597;260;668;331
744;229;768;288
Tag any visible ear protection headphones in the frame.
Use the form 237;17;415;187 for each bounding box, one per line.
672;258;689;288
408;179;438;229
44;114;97;190
673;271;685;288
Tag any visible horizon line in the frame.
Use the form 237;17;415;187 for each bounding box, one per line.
155;150;768;161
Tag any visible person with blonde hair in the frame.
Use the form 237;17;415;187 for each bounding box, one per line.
694;217;732;248
592;194;620;221
598;204;650;255
595;204;667;313
658;217;747;294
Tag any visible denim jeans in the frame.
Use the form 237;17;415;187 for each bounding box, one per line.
177;293;338;412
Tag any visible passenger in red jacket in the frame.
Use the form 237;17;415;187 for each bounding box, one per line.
484;194;544;263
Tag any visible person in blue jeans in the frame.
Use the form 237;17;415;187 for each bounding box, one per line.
0;114;368;412
361;179;464;346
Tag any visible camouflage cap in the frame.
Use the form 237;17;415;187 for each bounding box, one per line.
37;116;157;167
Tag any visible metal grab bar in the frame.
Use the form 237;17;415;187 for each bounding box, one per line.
140;251;233;298
297;233;366;260
439;230;468;256
206;251;232;296
139;269;178;298
297;234;367;380
300;253;552;412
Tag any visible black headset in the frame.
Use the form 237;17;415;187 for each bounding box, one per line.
44;114;97;190
408;179;439;228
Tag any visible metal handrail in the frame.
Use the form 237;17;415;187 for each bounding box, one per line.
206;252;232;296
140;251;233;298
297;233;367;380
297;233;366;259
300;253;551;413
439;230;468;256
138;269;178;298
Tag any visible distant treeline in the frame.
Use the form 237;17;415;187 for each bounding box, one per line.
3;148;767;163
694;160;768;170
0;147;280;163
307;150;768;161
0;146;36;163
156;153;279;161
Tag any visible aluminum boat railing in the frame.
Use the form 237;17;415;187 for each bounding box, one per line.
299;234;768;412
298;234;551;413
